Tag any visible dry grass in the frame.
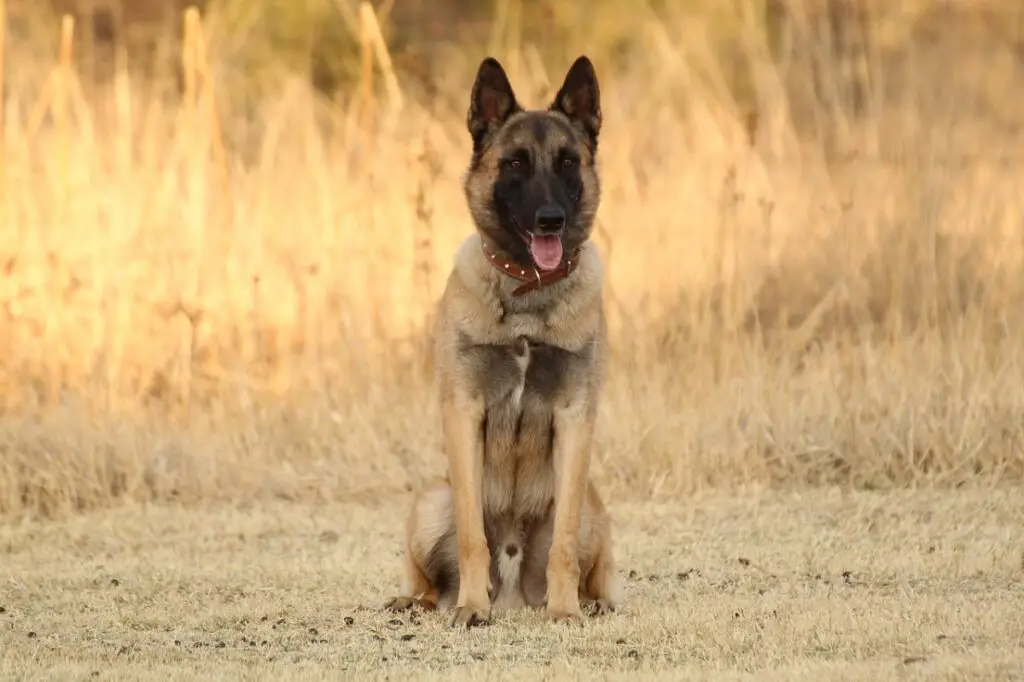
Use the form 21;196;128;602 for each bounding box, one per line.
5;5;1024;678
0;0;1023;520
2;489;1023;679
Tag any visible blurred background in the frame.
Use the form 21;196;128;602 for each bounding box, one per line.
1;0;1023;516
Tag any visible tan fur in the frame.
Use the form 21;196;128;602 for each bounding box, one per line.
384;56;621;628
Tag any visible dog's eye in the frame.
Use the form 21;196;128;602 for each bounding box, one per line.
508;158;522;169
562;156;578;169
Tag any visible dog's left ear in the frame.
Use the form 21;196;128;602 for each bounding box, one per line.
549;55;602;149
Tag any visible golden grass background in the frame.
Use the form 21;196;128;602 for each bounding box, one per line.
1;0;1023;519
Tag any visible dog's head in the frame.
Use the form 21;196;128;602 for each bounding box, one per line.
462;56;602;273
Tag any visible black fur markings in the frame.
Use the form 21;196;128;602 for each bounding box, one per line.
486;122;588;265
530;116;549;145
424;526;457;602
523;114;576;148
457;333;587;408
523;343;574;401
456;332;525;407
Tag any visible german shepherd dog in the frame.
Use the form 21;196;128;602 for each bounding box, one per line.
384;55;622;627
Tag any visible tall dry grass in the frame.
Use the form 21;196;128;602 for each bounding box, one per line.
1;1;1023;519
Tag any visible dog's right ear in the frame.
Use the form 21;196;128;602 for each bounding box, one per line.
467;57;521;152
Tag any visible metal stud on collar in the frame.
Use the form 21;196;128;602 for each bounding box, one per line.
481;239;579;297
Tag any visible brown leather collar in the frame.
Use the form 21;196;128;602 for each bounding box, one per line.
481;239;581;296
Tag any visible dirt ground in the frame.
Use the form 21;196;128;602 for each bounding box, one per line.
2;488;1023;681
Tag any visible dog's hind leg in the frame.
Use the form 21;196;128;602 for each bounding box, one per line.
384;482;457;613
520;480;622;617
579;482;622;616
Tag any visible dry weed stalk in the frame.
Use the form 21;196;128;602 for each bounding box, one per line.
0;0;5;214
412;134;439;322
177;7;212;423
282;254;318;395
0;0;13;402
54;15;74;206
249;273;265;378
358;3;375;131
182;6;229;200
26;15;82;407
97;23;135;412
359;1;403;114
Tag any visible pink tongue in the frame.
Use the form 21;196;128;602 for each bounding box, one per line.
529;234;564;271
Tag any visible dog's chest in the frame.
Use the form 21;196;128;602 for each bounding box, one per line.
469;335;571;414
462;333;580;517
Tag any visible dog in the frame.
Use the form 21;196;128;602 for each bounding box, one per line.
383;55;622;628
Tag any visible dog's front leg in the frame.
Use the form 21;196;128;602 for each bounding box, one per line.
442;389;491;628
545;399;595;623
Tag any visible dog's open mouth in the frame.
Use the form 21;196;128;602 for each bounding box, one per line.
511;218;565;273
528;233;563;272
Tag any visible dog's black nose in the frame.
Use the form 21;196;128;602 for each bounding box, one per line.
534;205;566;233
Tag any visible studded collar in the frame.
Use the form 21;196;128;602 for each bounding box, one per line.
480;239;581;296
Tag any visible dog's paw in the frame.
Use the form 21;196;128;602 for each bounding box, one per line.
383;596;436;613
545;604;585;625
450;604;491;628
582;599;616;617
